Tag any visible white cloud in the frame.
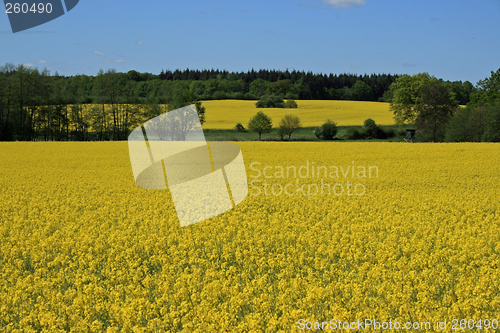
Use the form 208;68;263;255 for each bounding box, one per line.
105;59;126;63
93;51;106;56
23;63;34;67
136;40;143;45
322;0;366;8
36;60;47;64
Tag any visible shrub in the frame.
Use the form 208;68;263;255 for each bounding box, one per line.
234;123;246;132
362;118;390;139
345;127;366;140
284;100;298;108
384;128;396;138
314;119;338;140
363;118;378;138
285;92;299;100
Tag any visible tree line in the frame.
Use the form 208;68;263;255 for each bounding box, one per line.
389;69;500;142
0;62;480;141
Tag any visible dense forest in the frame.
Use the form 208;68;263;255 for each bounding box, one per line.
0;63;476;141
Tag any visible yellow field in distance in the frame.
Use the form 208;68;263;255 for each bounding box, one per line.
201;100;394;129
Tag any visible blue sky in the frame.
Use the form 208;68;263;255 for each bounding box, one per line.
1;0;499;84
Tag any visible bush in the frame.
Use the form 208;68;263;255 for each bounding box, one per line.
255;95;285;108
363;118;378;138
314;119;338;140
384;128;396;138
234;123;246;132
345;127;366;140
284;100;298;108
362;118;390;139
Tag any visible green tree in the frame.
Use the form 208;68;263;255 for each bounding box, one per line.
445;105;488;142
389;73;437;125
248;111;272;140
249;79;271;98
482;102;500;142
352;81;373;101
416;81;458;142
469;68;500;106
279;114;302;140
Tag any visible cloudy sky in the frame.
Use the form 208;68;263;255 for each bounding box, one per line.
1;0;499;84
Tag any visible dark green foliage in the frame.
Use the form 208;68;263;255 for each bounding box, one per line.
284;100;298;108
363;118;378;138
415;81;458;142
212;91;227;100
482;102;500;142
352;80;374;101
384;128;395;138
314;119;337;140
255;95;285;108
445;102;500;142
362;118;389;139
345;127;366;140
469;68;500;106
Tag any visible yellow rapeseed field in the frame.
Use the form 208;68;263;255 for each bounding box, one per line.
1;142;499;332
201;100;394;129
